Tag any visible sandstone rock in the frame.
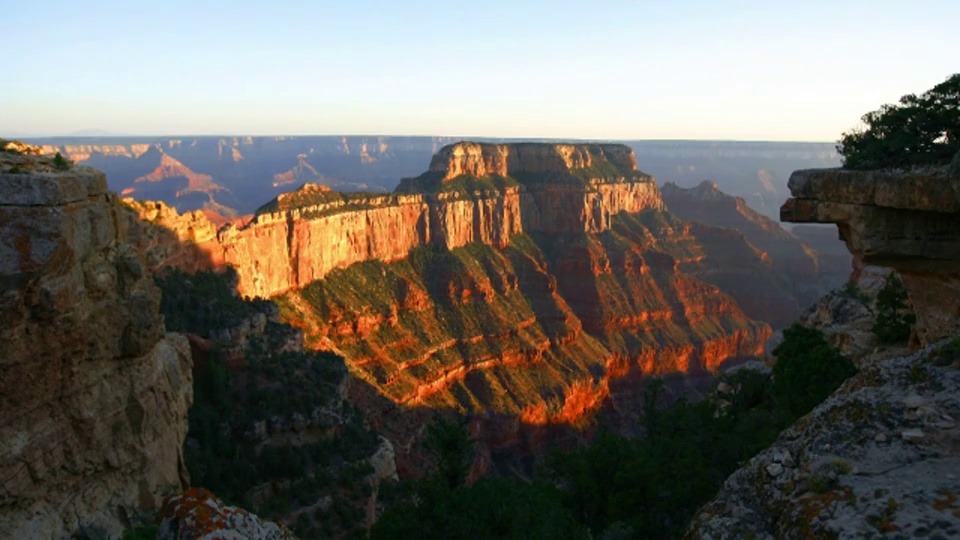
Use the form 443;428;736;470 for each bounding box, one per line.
0;149;193;537
765;463;784;478
368;436;399;483
420;142;641;182
158;488;296;540
125;143;664;299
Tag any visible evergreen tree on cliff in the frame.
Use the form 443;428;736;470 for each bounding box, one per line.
837;73;959;169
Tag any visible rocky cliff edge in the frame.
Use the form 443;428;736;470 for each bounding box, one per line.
0;142;193;538
781;166;960;345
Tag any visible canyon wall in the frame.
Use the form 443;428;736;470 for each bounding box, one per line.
781;166;960;344
0;146;193;537
662;180;850;326
128;143;664;299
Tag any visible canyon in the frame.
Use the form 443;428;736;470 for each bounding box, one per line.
128;142;665;298
662;180;849;327
125;142;787;473
0;138;846;536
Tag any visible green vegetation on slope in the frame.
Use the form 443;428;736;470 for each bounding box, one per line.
373;326;856;538
838;73;959;169
278;238;611;415
255;186;388;215
156;269;381;539
771;324;858;419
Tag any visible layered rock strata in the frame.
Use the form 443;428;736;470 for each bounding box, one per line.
0;145;193;537
127;143;664;298
123;142;772;475
781;167;960;345
663;180;849;326
277;210;771;472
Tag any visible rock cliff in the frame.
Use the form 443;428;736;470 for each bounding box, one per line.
0;143;193;537
126;142;664;299
276;209;771;474
781;166;960;345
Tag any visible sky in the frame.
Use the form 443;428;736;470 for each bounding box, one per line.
1;0;955;141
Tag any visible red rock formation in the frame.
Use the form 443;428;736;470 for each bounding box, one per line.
425;142;639;180
126;143;664;298
121;142;773;476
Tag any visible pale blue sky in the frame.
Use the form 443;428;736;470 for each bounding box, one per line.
1;0;955;140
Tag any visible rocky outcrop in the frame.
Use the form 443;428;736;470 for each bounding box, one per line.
126;143;664;298
0;144;193;537
158;488;296;540
781;167;960;345
686;340;960;539
422;142;639;181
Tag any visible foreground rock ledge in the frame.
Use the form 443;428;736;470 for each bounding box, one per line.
687;341;960;539
780;167;960;345
0;146;193;538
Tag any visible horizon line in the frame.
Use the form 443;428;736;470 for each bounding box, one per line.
10;134;838;145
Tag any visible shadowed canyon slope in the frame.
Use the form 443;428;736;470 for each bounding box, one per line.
662;180;849;327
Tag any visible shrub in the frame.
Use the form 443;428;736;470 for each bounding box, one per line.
873;273;916;343
772;324;858;419
423;417;472;490
839;280;869;302
837;73;959;169
52;152;72;171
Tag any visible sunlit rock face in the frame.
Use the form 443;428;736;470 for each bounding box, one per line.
781;166;960;345
0;142;193;538
126;142;664;298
